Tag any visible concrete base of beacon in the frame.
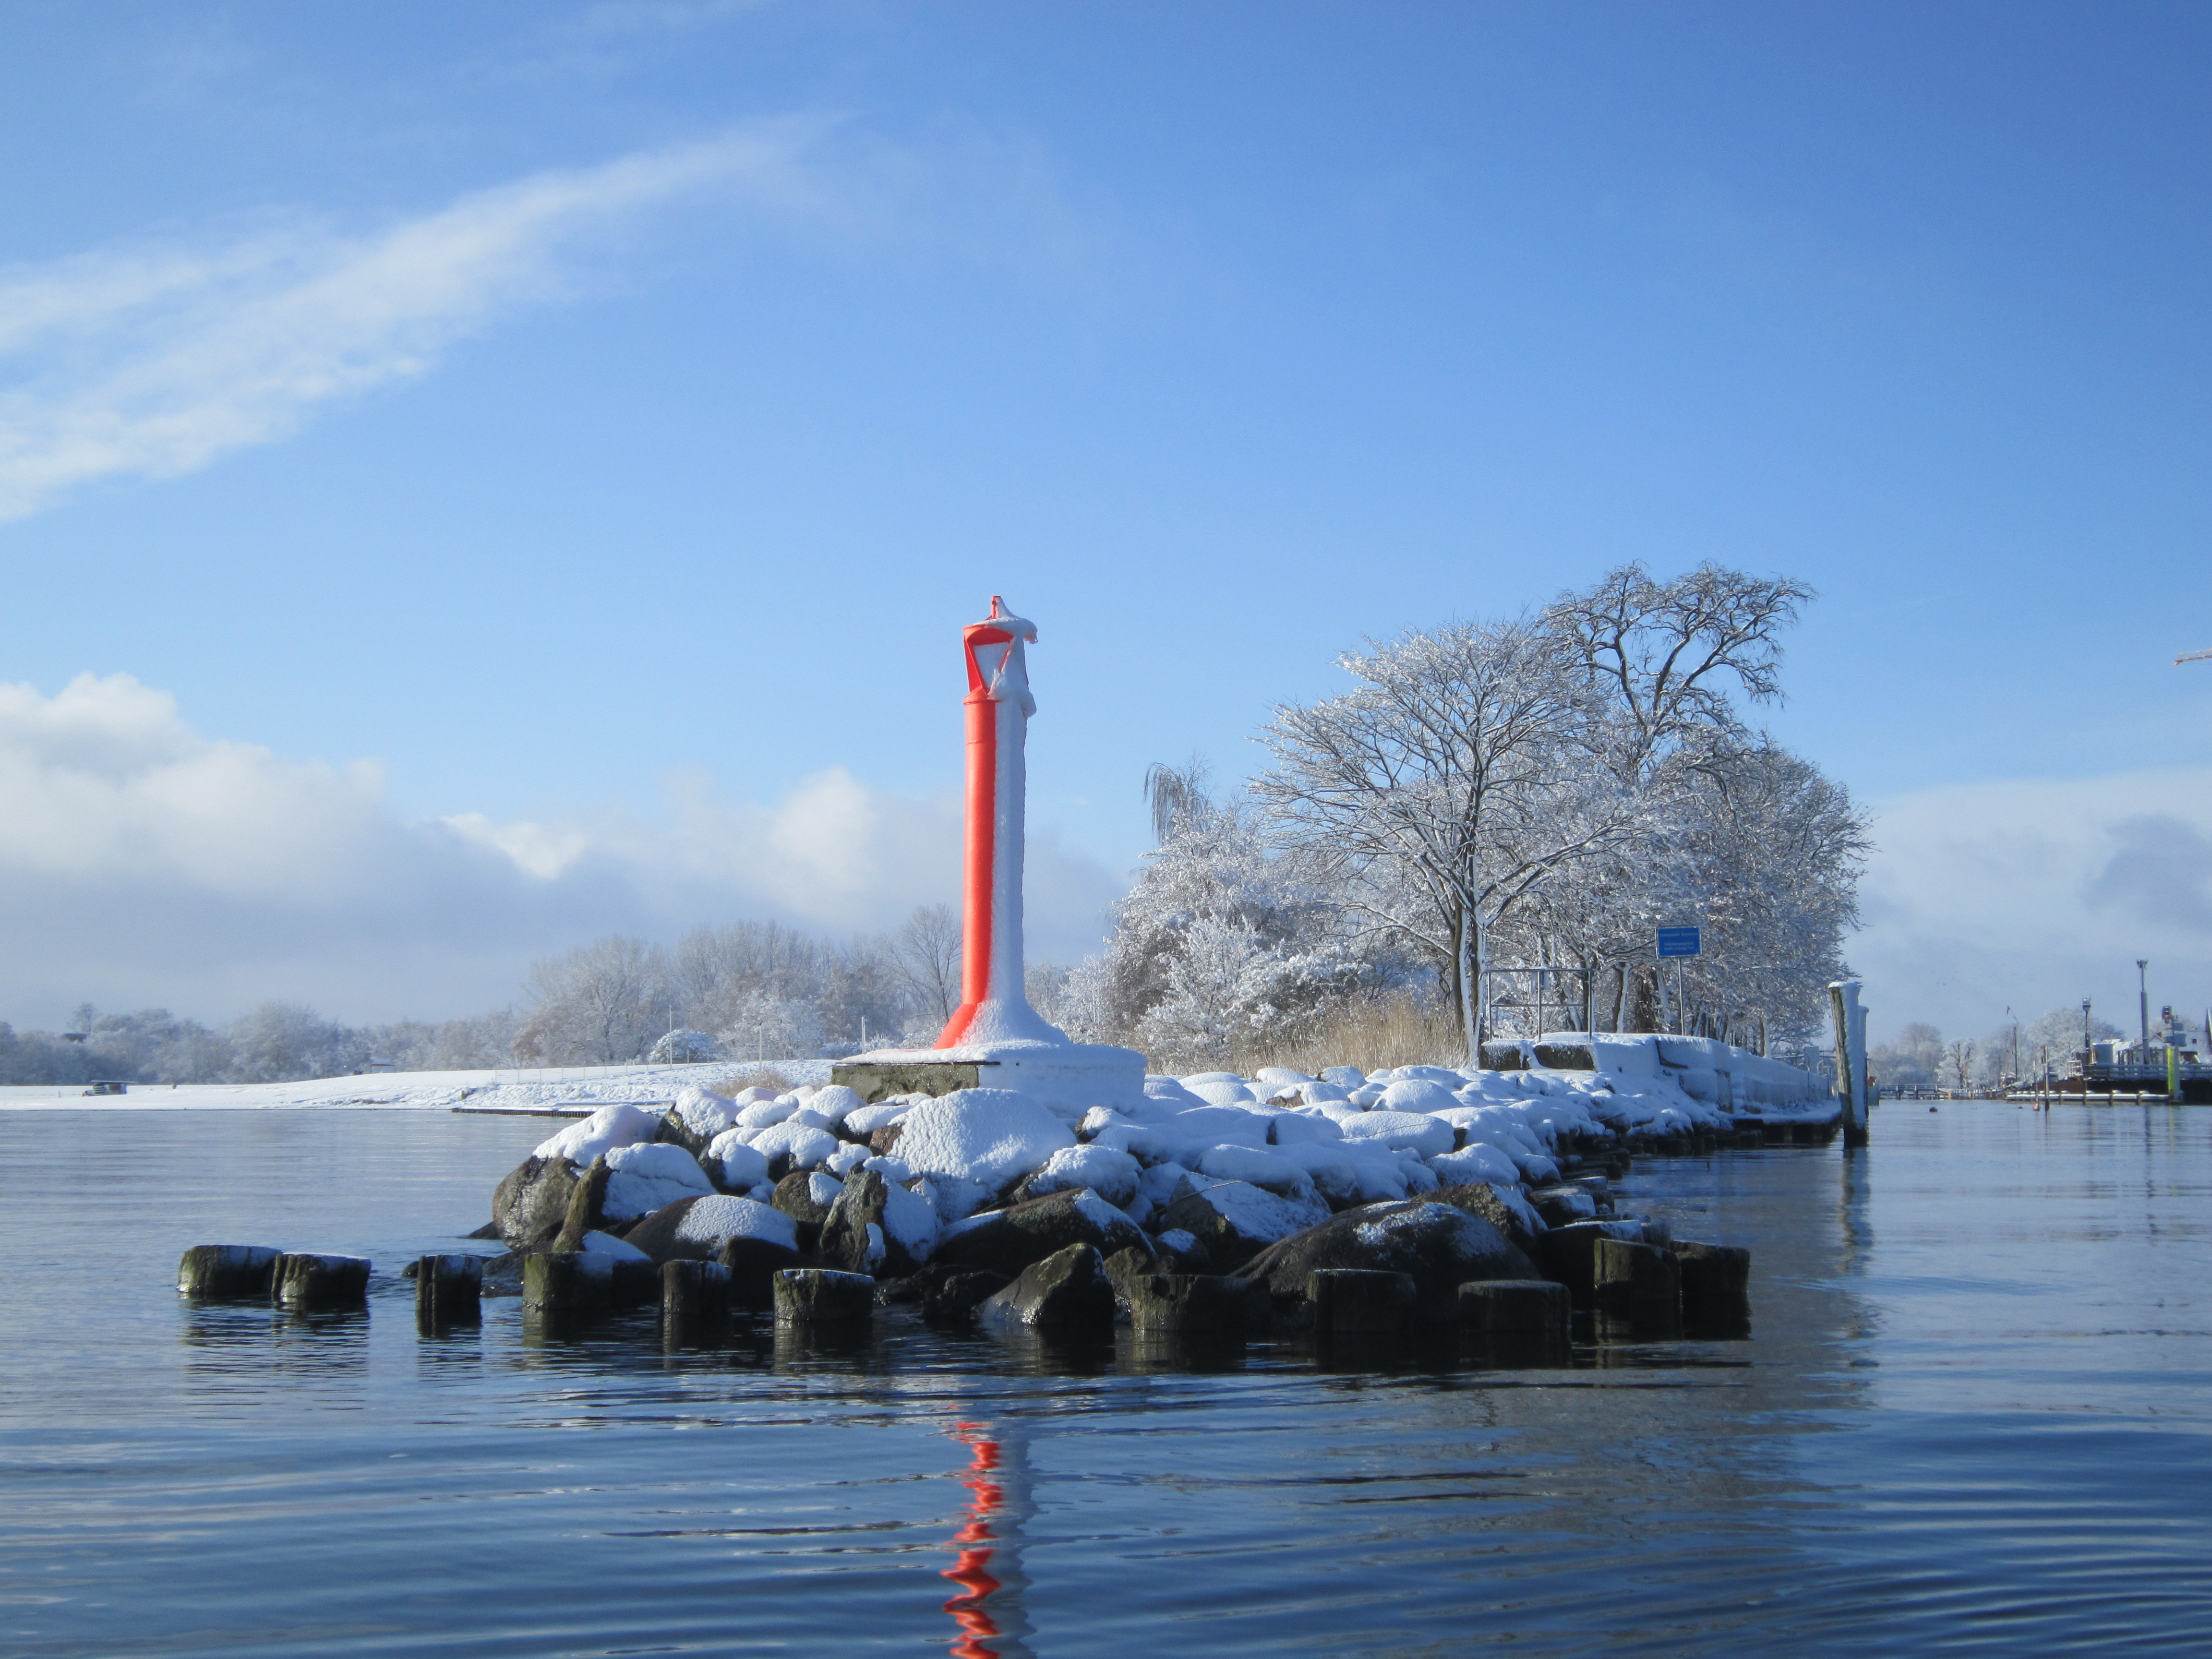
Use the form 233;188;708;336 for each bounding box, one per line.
833;1038;1147;1116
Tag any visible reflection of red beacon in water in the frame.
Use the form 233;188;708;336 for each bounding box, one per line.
936;598;1062;1050
941;1423;1007;1657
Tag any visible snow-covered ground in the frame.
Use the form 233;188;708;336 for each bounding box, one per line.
0;1059;833;1113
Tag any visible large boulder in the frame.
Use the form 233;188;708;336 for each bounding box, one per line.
1194;1143;1318;1203
492;1154;580;1246
621;1193;798;1265
931;1188;1148;1279
659;1086;738;1155
535;1104;662;1165
705;1129;772;1194
892;1089;1076;1215
1338;1110;1455;1158
819;1168;940;1277
1017;1143;1143;1209
601;1143;716;1221
750;1120;842;1178
977;1243;1116;1334
1428;1182;1542;1257
550;1154;613;1251
1429;1142;1522;1188
771;1170;844;1251
1160;1180;1332;1272
1235;1199;1537;1322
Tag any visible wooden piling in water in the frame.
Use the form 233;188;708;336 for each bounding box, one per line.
177;1244;279;1299
661;1259;734;1341
1307;1268;1416;1337
414;1254;482;1328
272;1252;370;1310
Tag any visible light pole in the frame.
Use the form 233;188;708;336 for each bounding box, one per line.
2083;998;2094;1099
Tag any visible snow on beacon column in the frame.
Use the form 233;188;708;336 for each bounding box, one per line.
937;596;1061;1049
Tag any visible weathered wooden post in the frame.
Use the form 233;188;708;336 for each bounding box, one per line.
1308;1268;1416;1338
662;1259;734;1344
273;1252;371;1310
772;1268;875;1327
1458;1279;1571;1344
1592;1238;1680;1338
178;1244;279;1299
414;1253;483;1330
1831;978;1870;1146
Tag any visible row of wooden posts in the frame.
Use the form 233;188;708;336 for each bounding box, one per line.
180;1230;1749;1350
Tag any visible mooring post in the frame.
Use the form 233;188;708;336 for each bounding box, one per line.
1830;978;1869;1147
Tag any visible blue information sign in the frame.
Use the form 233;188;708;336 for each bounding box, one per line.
1656;926;1701;959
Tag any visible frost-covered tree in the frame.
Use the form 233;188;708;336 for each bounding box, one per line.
227;1002;366;1082
888;904;962;1030
1256;615;1637;1060
515;936;670;1065
1084;783;1370;1063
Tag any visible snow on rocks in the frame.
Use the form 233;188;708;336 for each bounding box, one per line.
1022;1143;1142;1209
1238;1198;1538;1322
891;1089;1076;1217
601;1142;716;1221
1338;1110;1455;1158
932;1187;1147;1279
662;1086;738;1153
622;1193;798;1263
535;1104;661;1165
749;1119;842;1177
1196;1143;1318;1203
1429;1142;1522;1187
705;1129;771;1193
1160;1179;1332;1271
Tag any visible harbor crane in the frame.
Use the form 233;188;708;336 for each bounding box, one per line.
2179;649;2212;664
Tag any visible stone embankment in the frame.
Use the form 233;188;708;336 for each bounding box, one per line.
181;1037;1806;1351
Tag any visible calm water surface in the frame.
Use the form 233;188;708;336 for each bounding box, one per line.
0;1102;2206;1656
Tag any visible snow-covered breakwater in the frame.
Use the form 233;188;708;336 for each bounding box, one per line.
446;1033;1820;1346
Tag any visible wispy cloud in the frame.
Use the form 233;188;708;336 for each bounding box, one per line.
0;124;828;520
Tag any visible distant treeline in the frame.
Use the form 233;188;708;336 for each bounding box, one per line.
3;911;972;1086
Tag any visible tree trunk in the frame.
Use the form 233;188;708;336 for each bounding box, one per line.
1455;902;1479;1065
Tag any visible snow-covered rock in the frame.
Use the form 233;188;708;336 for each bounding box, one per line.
536;1103;661;1165
1377;1078;1460;1116
750;1119;842;1174
1023;1143;1142;1209
1179;1074;1261;1109
1196;1143;1317;1202
1239;1198;1536;1320
892;1088;1076;1215
1430;1142;1522;1187
801;1083;865;1125
737;1097;800;1130
601;1142;716;1220
1161;1106;1273;1152
1159;1179;1331;1271
1338;1110;1455;1158
665;1085;738;1149
1320;1065;1365;1088
843;1098;916;1138
932;1187;1147;1279
706;1129;771;1192
578;1229;651;1262
1270;1109;1345;1145
623;1193;798;1262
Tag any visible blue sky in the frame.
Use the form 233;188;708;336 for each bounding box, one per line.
2;2;2208;1041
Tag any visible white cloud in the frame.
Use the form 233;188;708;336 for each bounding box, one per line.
0;674;1124;1026
1851;769;2212;1042
0;125;829;520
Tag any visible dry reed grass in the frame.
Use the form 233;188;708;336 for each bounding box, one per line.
1132;993;1473;1078
707;1065;793;1096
